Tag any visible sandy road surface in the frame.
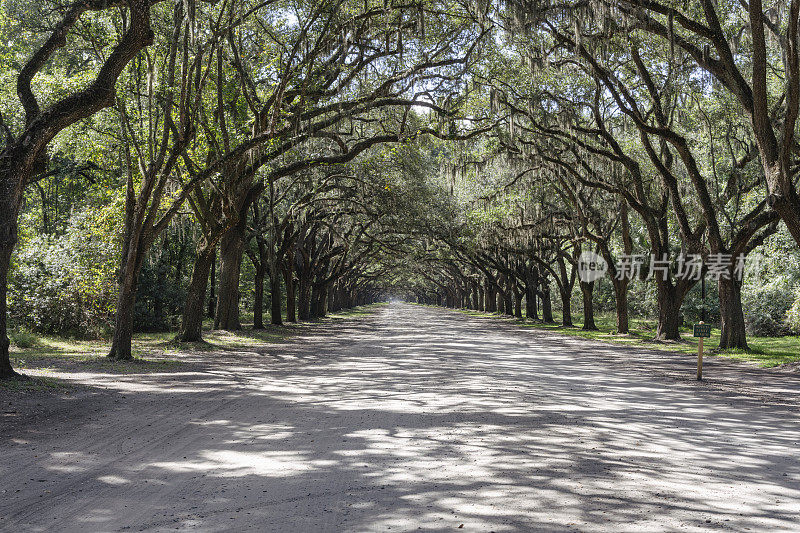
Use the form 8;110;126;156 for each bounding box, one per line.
1;303;799;532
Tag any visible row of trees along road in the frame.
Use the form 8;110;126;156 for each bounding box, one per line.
3;0;800;378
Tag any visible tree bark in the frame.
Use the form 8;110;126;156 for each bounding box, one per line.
270;273;282;325
298;271;312;320
485;280;497;313
283;262;296;322
541;283;554;323
108;224;147;360
207;248;216;318
514;290;523;318
107;266;140;360
214;226;244;331
655;281;683;341
178;244;215;342
0;230;18;378
579;280;597;331
559;287;573;327
525;268;539;320
502;281;513;316
718;276;748;350
612;279;630;334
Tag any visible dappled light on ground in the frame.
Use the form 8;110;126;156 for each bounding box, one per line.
2;303;799;531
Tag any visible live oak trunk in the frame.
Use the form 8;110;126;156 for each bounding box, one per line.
207;249;216;318
541;287;554;323
525;269;539;320
579;281;597;331
485;283;497;313
108;227;146;360
270;273;282;326
560;287;573;327
283;263;296;322
718;277;748;350
612;279;630;334
214;227;244;331
298;271;311;320
501;276;513;316
0;221;17;378
178;245;215;342
310;283;321;318
655;281;683;341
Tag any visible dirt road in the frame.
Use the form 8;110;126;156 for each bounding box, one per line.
2;303;799;532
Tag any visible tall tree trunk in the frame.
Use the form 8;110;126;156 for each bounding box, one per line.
0;229;18;378
283;263;296;322
108;267;140;360
214;227;244;331
298;272;312;320
270;272;282;325
485;283;497;312
559;287;573;327
541;283;554;323
579;281;597;331
320;284;329;317
310;283;321;318
655;281;683;340
612;279;630;335
108;227;146;360
179;245;215;342
502;285;513;316
514;290;523;318
207;248;216;318
253;267;265;329
718;276;748;350
525;268;539;320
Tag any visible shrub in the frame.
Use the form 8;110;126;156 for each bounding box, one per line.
786;288;800;334
9;327;40;349
8;204;120;337
742;279;796;337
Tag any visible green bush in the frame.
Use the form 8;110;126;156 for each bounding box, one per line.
8;205;120;337
786;288;800;334
742;280;796;337
9;327;40;349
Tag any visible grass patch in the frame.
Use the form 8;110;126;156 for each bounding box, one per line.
7;304;382;373
326;302;388;319
0;374;75;393
456;309;800;368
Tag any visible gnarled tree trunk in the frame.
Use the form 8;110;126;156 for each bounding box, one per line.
559;287;573;327
541;284;554;323
179;244;215;342
718;276;748;350
0;221;18;378
283;260;296;322
612;279;630;334
214;226;244;331
270;272;282;326
579;280;597;331
655;280;683;341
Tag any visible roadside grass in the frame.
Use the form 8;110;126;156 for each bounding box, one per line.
0;374;76;393
456;309;800;368
5;304;385;378
326;302;389;319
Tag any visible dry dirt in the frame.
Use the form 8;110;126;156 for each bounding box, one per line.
1;303;799;532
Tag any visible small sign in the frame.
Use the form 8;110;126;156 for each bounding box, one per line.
693;323;712;338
